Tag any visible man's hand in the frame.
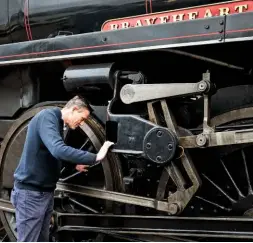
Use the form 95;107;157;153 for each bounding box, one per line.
103;141;114;148
96;141;114;161
75;164;89;172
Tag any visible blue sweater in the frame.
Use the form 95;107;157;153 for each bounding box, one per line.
14;107;97;192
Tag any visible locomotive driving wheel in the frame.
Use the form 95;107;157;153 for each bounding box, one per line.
0;103;123;242
153;107;253;220
184;107;253;218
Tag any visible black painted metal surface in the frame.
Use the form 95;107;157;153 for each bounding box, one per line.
0;14;226;65
0;1;250;65
7;0;232;43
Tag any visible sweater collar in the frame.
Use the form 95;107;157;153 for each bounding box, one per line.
53;107;64;127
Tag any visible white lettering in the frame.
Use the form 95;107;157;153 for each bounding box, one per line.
204;9;213;18
235;4;248;13
110;24;119;30
135;20;143;27
188;11;198;20
159;16;170;23
172;14;185;22
121;22;130;28
219;7;230;16
145;17;157;25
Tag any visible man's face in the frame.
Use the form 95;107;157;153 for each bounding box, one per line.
66;106;90;129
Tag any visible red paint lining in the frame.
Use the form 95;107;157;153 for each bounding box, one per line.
24;0;32;40
24;0;30;40
27;0;33;40
0;32;221;59
145;0;152;13
0;28;251;60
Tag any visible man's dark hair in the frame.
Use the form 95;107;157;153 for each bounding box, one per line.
64;95;92;111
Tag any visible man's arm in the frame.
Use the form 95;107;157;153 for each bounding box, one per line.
38;110;97;165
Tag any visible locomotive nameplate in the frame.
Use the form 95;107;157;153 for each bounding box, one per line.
102;0;252;31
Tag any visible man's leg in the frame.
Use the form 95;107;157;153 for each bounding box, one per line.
14;188;52;242
38;192;54;242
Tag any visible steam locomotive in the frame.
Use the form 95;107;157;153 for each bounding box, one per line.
0;0;253;241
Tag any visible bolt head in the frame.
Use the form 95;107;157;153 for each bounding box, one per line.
146;143;151;149
157;130;163;137
196;134;207;146
198;81;207;91
168;203;179;214
168;143;173;150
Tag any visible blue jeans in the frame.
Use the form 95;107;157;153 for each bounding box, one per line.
10;186;54;242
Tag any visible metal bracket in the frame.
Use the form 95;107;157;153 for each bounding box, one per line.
195;71;215;147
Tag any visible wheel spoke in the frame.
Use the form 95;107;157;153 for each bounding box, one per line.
241;150;253;195
196;196;232;212
220;159;245;199
79;137;90;150
202;174;237;204
68;197;99;213
1;233;8;242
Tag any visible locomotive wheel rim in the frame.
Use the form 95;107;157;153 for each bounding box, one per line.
0;104;122;241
